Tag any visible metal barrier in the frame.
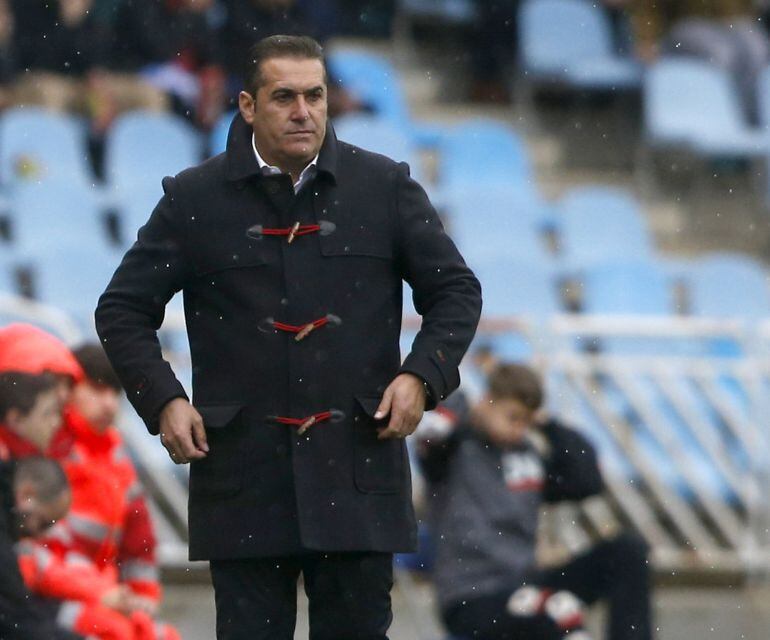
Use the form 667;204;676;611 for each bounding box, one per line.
5;296;768;577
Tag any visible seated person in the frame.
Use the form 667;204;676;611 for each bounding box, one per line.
14;457;179;640
417;362;652;640
0;455;83;638
0;371;62;457
55;343;162;610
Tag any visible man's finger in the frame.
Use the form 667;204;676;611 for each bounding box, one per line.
191;415;209;453
178;430;206;461
374;387;393;420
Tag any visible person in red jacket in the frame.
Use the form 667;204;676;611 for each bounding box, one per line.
0;323;84;458
14;456;180;640
0;371;62;458
62;343;163;608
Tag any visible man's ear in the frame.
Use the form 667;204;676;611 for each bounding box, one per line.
238;91;256;125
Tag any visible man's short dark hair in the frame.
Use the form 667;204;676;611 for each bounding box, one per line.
13;457;69;503
72;343;122;392
487;363;544;411
244;34;326;95
0;372;57;419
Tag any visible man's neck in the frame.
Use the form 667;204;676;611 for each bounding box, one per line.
252;135;314;184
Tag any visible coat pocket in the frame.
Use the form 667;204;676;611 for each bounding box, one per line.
189;403;246;498
352;394;405;494
319;233;393;260
193;249;266;277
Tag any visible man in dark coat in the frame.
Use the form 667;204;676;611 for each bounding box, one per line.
95;34;481;639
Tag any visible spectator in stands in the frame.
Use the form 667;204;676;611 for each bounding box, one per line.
0;323;83;456
222;0;363;116
0;372;62;457
9;0;168;132
110;0;226;129
629;0;769;122
417;362;652;640
0;456;84;639
15;457;180;640
59;343;163;611
0;0;17;109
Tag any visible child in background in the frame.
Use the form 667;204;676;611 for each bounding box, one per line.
14;456;180;640
0;372;62;457
417;362;652;640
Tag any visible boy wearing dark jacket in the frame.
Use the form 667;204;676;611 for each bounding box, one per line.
418;363;651;640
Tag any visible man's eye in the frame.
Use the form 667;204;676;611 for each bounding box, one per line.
275;94;293;103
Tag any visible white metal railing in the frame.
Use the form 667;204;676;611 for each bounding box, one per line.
6;296;769;577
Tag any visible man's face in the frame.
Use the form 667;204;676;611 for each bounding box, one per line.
239;56;327;172
71;380;120;432
14;485;71;538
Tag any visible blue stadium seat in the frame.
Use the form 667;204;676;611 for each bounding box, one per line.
9;181;107;253
557;186;654;268
472;259;560;318
438;119;533;190
208;110;237;156
581;260;673;316
519;0;641;91
28;242;123;328
0;107;92;187
686;252;770;320
327;50;411;128
333;114;426;183
105;111;201;193
644;58;765;159
328;49;442;147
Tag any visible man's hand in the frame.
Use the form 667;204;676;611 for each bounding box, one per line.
374;373;427;440
159;398;208;464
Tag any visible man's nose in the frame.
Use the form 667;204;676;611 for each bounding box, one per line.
292;96;310;121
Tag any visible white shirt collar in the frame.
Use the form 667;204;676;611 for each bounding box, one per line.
252;133;318;192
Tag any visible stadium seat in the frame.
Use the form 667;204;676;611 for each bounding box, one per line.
9;181;108;254
438;119;534;191
556;186;654;268
519;0;641;91
0;107;92;187
327;49;441;147
105;111;202;193
581;260;673;316
333;114;426;183
28;241;123;328
472;259;560;318
686;252;770;320
208;110;238;156
327;50;411;127
644;58;766;159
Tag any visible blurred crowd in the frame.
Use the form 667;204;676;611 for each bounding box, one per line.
0;323;176;640
0;0;359;136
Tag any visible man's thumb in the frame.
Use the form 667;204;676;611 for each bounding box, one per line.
374;389;392;420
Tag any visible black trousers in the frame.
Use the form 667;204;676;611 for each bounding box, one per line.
209;551;394;640
443;533;651;640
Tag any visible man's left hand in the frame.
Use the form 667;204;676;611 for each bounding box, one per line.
375;373;427;440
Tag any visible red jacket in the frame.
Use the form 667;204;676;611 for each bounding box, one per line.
55;407;161;602
0;412;162;602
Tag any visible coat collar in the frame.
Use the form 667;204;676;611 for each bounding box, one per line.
225;112;338;185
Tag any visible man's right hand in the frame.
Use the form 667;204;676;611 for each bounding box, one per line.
159;398;208;464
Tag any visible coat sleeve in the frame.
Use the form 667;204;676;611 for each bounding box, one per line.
541;420;605;503
95;177;191;435
394;163;482;407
